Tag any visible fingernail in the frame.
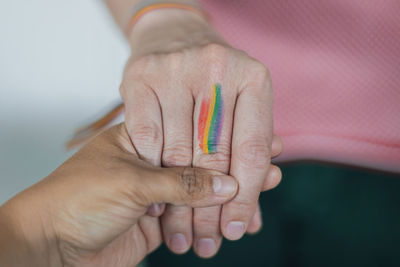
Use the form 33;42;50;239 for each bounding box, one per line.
169;233;188;253
213;176;237;196
148;203;160;214
226;221;245;240
197;238;217;257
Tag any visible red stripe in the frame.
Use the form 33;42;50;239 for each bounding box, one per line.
198;99;210;150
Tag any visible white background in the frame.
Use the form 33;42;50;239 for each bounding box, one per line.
0;0;129;204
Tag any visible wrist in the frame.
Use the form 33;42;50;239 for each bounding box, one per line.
0;184;62;267
128;8;225;57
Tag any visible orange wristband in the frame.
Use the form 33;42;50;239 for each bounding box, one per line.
126;3;207;35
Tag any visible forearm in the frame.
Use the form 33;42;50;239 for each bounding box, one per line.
104;0;224;55
0;206;29;266
0;185;61;267
104;0;200;31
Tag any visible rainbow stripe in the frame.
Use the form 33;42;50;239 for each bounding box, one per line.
198;83;223;154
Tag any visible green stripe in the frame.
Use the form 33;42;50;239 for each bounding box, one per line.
207;83;221;153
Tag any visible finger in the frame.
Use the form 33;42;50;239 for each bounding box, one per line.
138;167;238;208
157;85;194;254
192;82;235;258
246;203;262;234
193;205;223;258
138;215;163;254
258;135;282;196
120;81;163;166
242;139;281;234
146;203;166;217
159;84;194;167
221;69;273;241
162;204;192;254
272;134;283;158
122;82;166;222
262;164;282;192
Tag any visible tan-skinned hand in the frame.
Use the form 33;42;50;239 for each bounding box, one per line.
0;124;238;267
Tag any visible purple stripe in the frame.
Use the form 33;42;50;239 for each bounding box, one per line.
212;97;223;153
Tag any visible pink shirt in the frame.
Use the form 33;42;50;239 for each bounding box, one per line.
200;0;400;172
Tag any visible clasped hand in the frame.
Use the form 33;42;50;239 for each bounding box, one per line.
121;9;283;258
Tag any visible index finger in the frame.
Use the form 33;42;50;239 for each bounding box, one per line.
220;67;273;240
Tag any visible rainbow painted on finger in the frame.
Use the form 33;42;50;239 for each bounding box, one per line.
198;83;223;154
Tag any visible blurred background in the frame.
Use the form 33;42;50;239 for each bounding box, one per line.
0;0;127;204
1;1;399;267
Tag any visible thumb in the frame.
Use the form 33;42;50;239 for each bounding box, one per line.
137;166;238;208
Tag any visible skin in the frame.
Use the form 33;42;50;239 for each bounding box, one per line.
104;0;284;258
0;124;240;267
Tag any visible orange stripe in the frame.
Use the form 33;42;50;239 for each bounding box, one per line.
203;85;217;154
127;3;205;34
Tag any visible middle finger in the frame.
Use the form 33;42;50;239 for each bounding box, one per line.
192;81;236;258
158;82;194;254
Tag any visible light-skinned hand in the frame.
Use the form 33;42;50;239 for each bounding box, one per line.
121;9;283;258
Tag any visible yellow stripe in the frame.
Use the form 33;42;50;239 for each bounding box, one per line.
203;85;216;153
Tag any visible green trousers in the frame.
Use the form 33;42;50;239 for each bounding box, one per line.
147;163;400;267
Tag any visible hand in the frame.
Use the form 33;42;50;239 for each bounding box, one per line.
0;124;238;267
121;9;282;257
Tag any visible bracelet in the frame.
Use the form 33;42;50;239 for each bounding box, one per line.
126;1;208;35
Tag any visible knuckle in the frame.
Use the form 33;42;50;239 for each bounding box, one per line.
165;52;184;70
119;82;130;99
196;144;231;173
198;155;230;173
124;57;148;77
236;139;271;169
229;200;257;216
164;205;192;219
202;43;228;54
247;61;271;86
251;61;270;78
162;144;192;166
201;43;229;74
124;55;159;81
129;122;162;148
194;214;220;228
202;43;228;56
